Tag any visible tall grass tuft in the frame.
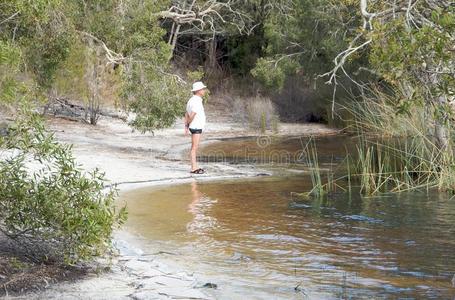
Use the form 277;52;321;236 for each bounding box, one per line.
350;136;455;195
304;139;325;198
338;91;455;195
247;97;280;132
231;97;280;133
299;138;344;198
300;90;455;197
340;86;429;138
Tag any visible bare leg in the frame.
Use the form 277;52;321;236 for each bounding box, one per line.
190;133;201;171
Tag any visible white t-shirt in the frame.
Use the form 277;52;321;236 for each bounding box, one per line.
186;95;206;130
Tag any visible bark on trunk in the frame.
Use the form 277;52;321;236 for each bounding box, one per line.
206;36;218;70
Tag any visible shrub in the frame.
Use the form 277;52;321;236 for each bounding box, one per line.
0;114;127;265
244;97;279;132
232;98;248;125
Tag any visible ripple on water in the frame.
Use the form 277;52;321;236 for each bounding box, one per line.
121;174;455;299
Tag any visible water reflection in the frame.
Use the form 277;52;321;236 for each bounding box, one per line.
187;181;219;235
188;181;201;214
199;135;355;166
122;177;455;299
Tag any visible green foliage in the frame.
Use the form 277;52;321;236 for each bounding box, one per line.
25;31;73;90
362;3;454;150
299;138;340;199
0;41;25;103
98;1;190;132
54;40;91;101
119;3;190;132
1;0;190;132
0;114;127;264
0;0;62;30
335;97;455;195
226;31;265;76
351;136;455;195
0;41;20;69
125;73;189;133
251;0;363;90
340;87;429;137
251;58;287;90
260;113;266;134
1;0;70;91
369;13;454;97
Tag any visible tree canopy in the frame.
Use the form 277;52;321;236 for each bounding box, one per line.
0;1;453;134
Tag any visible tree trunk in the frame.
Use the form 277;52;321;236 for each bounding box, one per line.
167;0;196;60
169;23;181;60
206;36;218;70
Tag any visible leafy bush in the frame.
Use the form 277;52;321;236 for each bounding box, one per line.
251;58;288;90
124;72;192;133
0;114;127;264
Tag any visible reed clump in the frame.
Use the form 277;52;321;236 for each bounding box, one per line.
299;138;344;199
302;95;455;197
351;137;454;195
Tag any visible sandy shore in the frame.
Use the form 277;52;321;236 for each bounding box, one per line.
4;113;338;300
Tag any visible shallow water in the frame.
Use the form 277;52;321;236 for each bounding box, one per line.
121;136;455;299
198;135;356;166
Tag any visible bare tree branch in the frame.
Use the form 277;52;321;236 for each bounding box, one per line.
77;31;125;65
155;0;256;58
321;0;454;116
0;11;19;26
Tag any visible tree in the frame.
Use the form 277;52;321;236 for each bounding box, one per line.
1;1;129;265
1;0;197;132
323;0;454;148
157;0;255;59
1;0;67;105
70;0;201;132
0;41;23;104
250;0;365;90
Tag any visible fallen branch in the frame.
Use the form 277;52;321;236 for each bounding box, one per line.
44;98;127;123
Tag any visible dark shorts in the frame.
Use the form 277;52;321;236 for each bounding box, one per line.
189;128;203;134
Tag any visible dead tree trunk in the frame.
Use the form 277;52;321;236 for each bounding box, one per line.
167;0;196;60
169;22;181;60
206;35;218;70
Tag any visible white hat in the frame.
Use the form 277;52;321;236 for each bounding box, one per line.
191;81;207;92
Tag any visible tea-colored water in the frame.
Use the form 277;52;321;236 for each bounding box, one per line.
198;135;355;166
122;176;455;299
121;136;455;299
